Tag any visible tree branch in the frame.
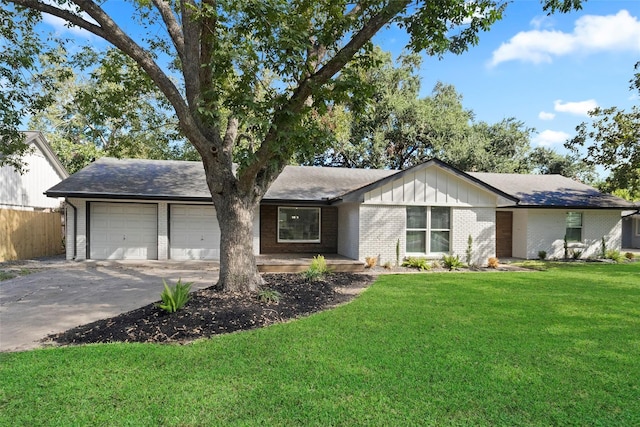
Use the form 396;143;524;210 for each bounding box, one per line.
242;1;410;189
151;0;186;63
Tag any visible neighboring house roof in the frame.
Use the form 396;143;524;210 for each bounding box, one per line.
468;172;636;209
45;156;635;210
23;131;69;179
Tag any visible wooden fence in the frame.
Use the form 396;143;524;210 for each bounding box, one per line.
0;209;64;262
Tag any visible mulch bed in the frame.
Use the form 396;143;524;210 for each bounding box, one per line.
44;273;375;347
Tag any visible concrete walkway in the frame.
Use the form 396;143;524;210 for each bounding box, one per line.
0;258;219;352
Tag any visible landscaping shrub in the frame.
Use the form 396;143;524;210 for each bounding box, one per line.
442;254;464;271
625;252;635;260
157;279;192;314
538;250;547;260
572;249;583;260
402;257;431;271
303;255;330;281
364;256;377;269
605;250;625;264
257;288;281;304
487;257;499;269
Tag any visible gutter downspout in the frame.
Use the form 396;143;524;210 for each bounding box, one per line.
65;198;77;260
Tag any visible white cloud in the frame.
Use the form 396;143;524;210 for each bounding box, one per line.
41;0;98;38
533;129;570;147
538;111;556;120
554;99;598;116
490;10;640;66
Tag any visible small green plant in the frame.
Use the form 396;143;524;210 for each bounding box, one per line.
442;254;464;271
257;288;281;304
538;250;547;260
395;238;400;267
601;237;607;258
0;271;16;281
572;249;583;260
466;235;473;266
625;252;635;260
157;279;192;313
303;255;330;281
383;261;393;269
605;249;625;263
402;257;431;271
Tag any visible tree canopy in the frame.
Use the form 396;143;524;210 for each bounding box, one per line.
567;62;640;199
1;0;584;291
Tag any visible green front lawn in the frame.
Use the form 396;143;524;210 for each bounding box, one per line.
2;263;639;425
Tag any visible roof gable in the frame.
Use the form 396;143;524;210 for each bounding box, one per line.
340;159;518;205
24;132;69;179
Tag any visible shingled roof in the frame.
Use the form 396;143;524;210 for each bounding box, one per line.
46;157;635;209
468;172;635;209
45;157;397;202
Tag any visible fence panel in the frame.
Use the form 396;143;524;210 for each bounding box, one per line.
0;209;64;261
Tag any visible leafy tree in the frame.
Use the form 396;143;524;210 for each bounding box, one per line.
2;0;583;292
28;48;198;173
567;62;640;195
528;146;597;184
305;50;535;174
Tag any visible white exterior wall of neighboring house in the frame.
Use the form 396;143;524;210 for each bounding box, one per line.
63;198;260;261
451;207;495;265
522;209;622;259
337;203;360;260
0;137;67;210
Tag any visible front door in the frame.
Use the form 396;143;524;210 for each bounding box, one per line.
496;211;513;258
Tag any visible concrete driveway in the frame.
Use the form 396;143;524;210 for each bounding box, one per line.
0;257;219;352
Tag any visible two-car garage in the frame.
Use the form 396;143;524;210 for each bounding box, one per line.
88;202;220;260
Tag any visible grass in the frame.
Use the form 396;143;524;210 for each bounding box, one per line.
0;268;33;281
1;263;639;425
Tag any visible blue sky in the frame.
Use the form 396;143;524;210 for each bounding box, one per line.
377;1;640;155
40;1;640;172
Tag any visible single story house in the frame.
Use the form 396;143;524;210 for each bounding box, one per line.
622;210;640;249
45;157;636;264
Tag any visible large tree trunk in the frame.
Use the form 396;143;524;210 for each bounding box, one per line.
213;192;263;293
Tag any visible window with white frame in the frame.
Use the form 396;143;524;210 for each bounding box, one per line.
278;207;320;243
565;212;583;242
406;206;451;254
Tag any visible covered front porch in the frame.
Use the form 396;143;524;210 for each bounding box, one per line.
256;253;364;273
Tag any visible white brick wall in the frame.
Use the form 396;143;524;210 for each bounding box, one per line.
451;207;495;265
524;209;622;259
359;205;405;266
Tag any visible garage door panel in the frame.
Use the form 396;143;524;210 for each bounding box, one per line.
170;205;220;260
90;202;158;260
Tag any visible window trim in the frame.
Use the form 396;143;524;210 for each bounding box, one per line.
277;207;321;243
635;217;640;237
565;211;583;242
405;206;451;255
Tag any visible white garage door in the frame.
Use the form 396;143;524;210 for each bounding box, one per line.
90;203;158;260
170;204;220;260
